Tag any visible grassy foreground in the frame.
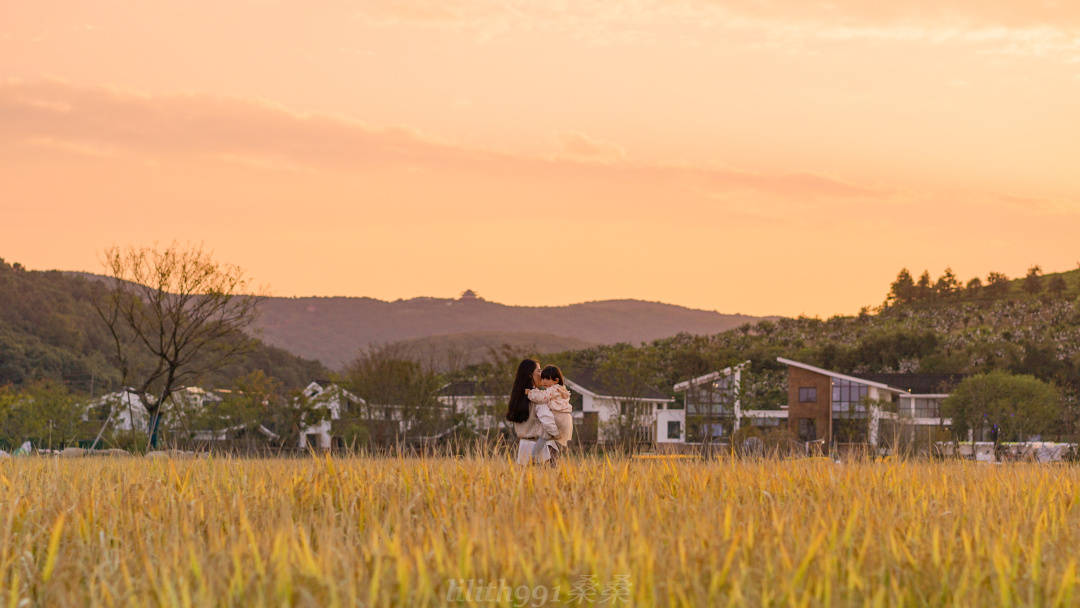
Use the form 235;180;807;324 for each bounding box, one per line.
2;454;1079;607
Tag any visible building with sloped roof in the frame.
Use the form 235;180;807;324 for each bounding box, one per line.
777;357;965;454
564;368;675;445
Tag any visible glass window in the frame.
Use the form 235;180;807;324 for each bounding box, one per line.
799;387;817;402
667;420;681;439
687;378;736;414
911;398;940;418
831;379;871;418
797;418;816;441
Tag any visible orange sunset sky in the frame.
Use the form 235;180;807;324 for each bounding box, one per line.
2;1;1078;317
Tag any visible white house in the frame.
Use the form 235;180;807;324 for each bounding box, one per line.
83;386;228;433
297;381;365;449
563;369;675;444
81;386;263;447
82;389;151;434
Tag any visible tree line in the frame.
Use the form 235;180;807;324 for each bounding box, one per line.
886;265;1074;306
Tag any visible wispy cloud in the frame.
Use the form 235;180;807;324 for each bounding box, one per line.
995;193;1076;215
22;136;116;158
352;0;1080;31
556;131;626;162
0;79;877;200
351;0;1080;59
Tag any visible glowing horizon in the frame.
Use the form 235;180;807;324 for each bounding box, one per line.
3;1;1078;317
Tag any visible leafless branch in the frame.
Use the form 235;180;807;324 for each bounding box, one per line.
94;243;260;448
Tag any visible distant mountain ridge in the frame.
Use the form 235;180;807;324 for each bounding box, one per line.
251;294;774;370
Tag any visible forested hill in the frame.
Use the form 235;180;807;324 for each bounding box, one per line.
0;260;327;394
536;266;1080;412
251;295;772;370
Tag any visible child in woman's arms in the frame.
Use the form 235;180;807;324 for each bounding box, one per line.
525;365;574;462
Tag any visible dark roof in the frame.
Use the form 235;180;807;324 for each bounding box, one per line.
855;373;966;394
566;368;671;401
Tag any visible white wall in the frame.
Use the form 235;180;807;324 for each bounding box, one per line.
87;391;149;432
298;382;355;449
299;419;333;449
656;409;685;442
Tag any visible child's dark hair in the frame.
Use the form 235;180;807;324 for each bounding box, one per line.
540;365;564;385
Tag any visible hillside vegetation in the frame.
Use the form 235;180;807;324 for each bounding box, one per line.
499;265;1080;432
0;259;327;394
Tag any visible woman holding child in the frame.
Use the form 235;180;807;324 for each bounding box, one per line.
505;359;574;465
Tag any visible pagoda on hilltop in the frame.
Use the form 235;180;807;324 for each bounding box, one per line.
459;289;482;302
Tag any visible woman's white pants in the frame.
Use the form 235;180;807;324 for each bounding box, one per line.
516;439;552;465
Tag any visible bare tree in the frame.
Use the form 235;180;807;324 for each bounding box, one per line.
93;244;259;448
598;348;661;453
342;343;448;445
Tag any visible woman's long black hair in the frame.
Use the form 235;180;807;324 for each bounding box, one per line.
506;358;540;423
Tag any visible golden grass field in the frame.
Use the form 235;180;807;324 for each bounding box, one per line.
2;453;1079;607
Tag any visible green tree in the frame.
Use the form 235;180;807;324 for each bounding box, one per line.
934;267;961;297
1023;266;1043;296
964;277;982;297
887;269;916;305
1048;275;1067;297
941;371;1060;447
915;271;933;301
0;385;26;450
183;370;297;447
343;344;448;444
0;380;83;450
985;272;1011;298
597;346;662;453
845;330;938;372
